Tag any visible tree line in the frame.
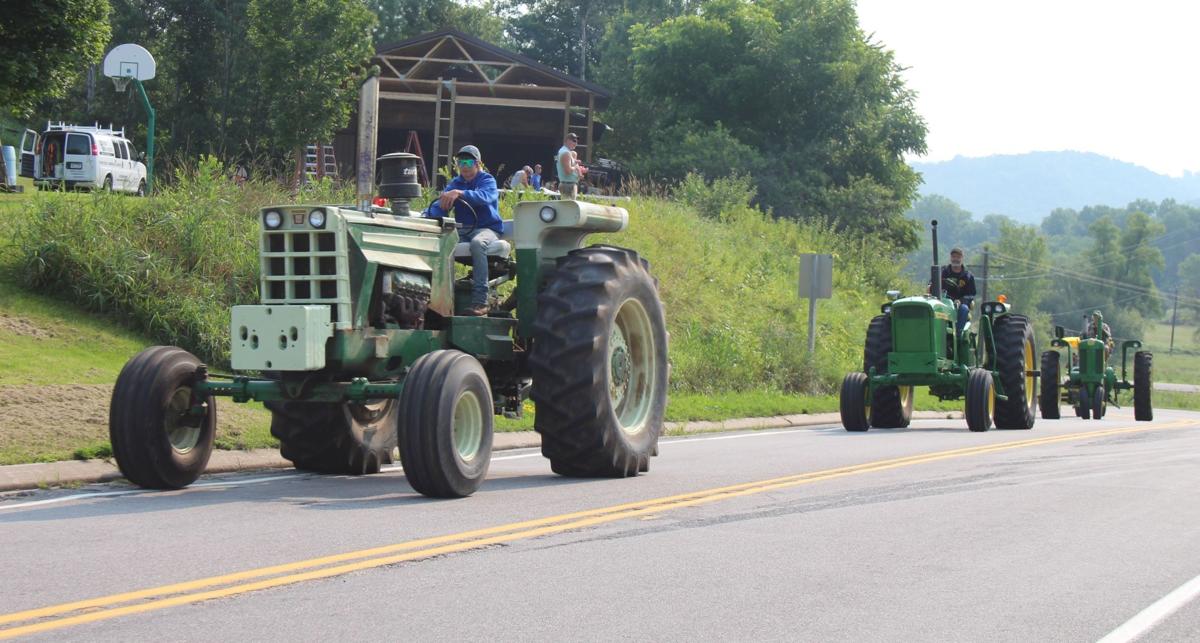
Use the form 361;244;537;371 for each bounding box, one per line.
905;194;1200;340
4;0;927;252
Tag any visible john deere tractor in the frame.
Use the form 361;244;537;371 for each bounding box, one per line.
1038;312;1152;421
107;148;668;498
839;221;1038;432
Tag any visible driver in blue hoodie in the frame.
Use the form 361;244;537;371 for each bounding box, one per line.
425;145;503;316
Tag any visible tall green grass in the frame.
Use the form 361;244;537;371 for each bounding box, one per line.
8;165;908;394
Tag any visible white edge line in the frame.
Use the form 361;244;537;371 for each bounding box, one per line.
1097;572;1200;643
0;424;840;512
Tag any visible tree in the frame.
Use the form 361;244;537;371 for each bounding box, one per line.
992;220;1049;312
371;0;506;46
1179;254;1200;323
0;0;111;118
1115;211;1165;318
246;0;376;156
606;0;927;250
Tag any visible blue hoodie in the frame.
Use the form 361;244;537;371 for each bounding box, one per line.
425;171;503;236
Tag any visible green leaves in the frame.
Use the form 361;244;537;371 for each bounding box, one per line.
0;0;111;119
246;0;376;154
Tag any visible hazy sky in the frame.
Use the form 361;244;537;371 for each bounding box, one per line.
853;0;1200;176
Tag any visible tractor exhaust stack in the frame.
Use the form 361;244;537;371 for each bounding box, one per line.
930;219;941;298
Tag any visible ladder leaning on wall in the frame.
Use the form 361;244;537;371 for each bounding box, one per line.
430;78;456;189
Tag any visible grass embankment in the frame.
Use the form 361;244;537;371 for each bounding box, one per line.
0;161;934;463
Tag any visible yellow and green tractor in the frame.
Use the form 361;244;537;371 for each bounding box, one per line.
1039;312;1152;421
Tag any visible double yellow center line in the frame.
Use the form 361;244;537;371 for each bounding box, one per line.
1;419;1194;639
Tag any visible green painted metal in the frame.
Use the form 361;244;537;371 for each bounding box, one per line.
449;316;517;360
514;248;541;338
1049;313;1143;410
132;78;155;193
328;328;446;378
194;376;404;403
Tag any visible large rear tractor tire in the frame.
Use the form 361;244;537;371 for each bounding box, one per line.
530;246;668;477
864;315;913;428
1039;351;1061;419
398;350;494;498
1134;351;1153;421
109;346;216;489
965;369;995;432
992;315;1037;430
840;372;870;432
266;396;397;475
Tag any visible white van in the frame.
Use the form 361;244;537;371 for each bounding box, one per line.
32;122;147;195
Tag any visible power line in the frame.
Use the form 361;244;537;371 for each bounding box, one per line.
991;251;1200;307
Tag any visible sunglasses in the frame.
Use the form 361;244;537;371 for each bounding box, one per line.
457;158;477;167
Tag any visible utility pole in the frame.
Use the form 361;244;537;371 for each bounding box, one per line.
1169;287;1179;354
981;246;990;308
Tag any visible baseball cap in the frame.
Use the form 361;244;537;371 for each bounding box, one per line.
950;247;964;255
456;145;481;162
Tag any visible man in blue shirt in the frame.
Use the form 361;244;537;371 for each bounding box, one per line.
425;145;503;316
531;164;543;190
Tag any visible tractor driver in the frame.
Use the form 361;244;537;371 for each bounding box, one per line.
425;145;504;317
1084;310;1115;358
932;247;977;332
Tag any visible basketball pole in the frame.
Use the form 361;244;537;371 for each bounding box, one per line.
131;77;155;193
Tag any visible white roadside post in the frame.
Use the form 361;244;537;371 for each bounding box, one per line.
798;253;833;352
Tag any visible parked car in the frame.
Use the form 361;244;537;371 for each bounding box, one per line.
31;122;146;195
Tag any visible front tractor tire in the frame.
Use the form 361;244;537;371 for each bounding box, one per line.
965;368;995;432
109;346;216;489
530;246;668;477
266;397;397;476
398;350;494;498
840;372;870;432
991;315;1037;430
1134;351;1153;421
864;315;913;428
1039;351;1061;419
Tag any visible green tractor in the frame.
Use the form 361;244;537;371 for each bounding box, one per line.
1038;312;1152;421
107;150;668;498
839;221;1038;432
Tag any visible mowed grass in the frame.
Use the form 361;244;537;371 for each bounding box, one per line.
0;256;276;464
1139;321;1199;386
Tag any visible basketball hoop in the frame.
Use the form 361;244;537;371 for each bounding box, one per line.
112;76;131;93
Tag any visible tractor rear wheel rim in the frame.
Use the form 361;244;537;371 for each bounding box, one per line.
610;297;655;437
453;390;484;462
164;387;201;453
1024;338;1035;405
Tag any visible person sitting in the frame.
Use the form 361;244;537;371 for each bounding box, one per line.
424;145;503;317
531;164;543;190
508;166;528;190
1084;310;1115;358
929;247;976;332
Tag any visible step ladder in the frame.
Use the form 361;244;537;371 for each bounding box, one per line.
303;143;338;181
560;91;596;163
403;130;430;186
431;78;457;188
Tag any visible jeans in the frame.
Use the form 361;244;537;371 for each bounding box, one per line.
462;227;500;307
956;301;971;332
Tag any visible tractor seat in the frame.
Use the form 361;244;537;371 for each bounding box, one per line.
453;220;514;262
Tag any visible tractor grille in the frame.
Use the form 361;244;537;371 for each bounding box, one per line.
892;306;933;352
260;226;351;328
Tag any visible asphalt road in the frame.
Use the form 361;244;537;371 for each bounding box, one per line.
3;407;1200;642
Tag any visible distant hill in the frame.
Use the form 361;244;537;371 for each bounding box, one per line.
912;151;1200;223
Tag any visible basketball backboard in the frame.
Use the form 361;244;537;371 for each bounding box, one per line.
103;44;156;83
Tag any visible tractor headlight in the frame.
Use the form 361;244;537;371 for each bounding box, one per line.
308;208;326;228
881;304;892;315
539;205;556;223
263;210;283;229
982;303;994;314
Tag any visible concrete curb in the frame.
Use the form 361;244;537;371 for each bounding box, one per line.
0;411;961;493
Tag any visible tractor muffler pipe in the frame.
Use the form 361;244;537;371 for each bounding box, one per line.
356;66;381;213
930;219;941;299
